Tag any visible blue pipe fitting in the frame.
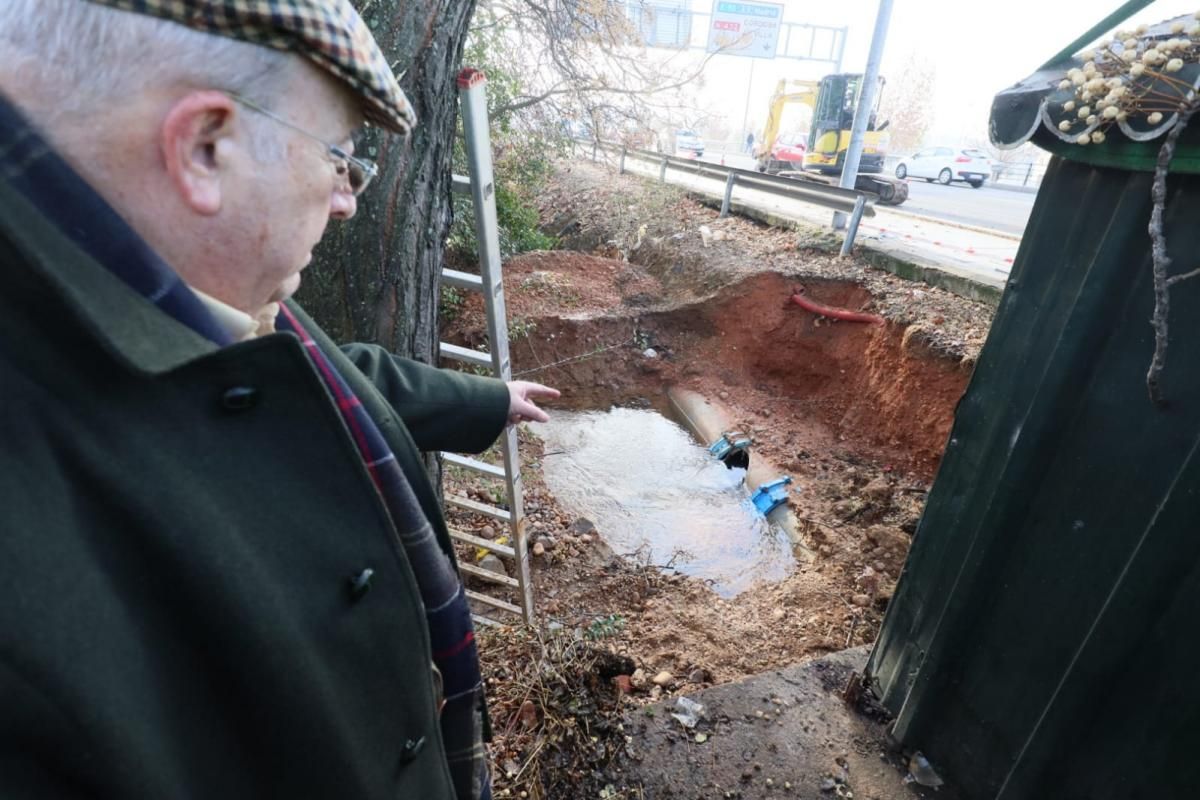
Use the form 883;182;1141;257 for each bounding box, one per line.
750;476;793;516
708;430;751;461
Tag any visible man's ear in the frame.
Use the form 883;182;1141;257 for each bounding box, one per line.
160;91;238;216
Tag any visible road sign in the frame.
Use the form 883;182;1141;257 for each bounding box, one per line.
705;0;783;59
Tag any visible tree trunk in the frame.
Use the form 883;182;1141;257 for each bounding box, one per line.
297;0;477;364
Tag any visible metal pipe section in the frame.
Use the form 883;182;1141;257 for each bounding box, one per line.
835;0;893;229
667;387;814;561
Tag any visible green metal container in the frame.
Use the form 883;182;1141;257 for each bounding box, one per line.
867;4;1200;797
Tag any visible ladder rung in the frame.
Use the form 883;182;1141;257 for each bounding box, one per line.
449;527;516;558
451;174;472;195
443;452;506;479
440;342;493;368
447;494;512;522
460;561;520;588
442;268;484;291
466;589;523;616
472;613;503;628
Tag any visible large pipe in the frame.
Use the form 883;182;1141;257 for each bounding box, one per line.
667;387;814;562
790;290;885;326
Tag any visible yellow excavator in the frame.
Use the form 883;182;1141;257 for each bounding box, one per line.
753;73;908;206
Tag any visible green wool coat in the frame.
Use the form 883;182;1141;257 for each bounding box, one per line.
0;177;510;798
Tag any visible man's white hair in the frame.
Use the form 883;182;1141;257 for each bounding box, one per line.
0;0;294;155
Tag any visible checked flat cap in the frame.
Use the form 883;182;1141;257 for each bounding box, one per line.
82;0;416;135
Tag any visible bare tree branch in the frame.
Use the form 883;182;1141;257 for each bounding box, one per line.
1146;99;1199;406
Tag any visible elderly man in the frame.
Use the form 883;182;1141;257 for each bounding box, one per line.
0;1;558;797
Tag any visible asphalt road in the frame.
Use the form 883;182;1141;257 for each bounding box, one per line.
698;151;1036;237
900;180;1034;237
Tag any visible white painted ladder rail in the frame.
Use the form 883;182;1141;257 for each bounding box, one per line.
439;68;533;625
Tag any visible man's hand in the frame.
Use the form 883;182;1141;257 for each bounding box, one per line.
506;381;561;425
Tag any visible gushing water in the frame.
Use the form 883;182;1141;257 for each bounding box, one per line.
532;407;794;597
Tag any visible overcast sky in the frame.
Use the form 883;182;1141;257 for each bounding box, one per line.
688;0;1200;146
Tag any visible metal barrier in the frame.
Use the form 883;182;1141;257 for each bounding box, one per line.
598;141;875;256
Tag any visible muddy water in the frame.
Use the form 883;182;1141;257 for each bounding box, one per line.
532;408;794;596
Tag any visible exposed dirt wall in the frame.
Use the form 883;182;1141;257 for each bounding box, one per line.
493;272;971;479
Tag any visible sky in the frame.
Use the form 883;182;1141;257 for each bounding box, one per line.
674;0;1200;147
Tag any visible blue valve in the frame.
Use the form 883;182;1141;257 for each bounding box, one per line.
750;476;793;516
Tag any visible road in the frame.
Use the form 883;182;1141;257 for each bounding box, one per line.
697;151;1035;237
900;181;1034;237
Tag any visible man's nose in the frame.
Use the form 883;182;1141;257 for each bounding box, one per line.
330;188;357;220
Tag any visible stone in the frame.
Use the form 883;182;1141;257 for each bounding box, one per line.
532;542;546;557
851;594;871;608
580;533;594;544
652;670;674;687
760;408;771;418
862;476;892;503
718;390;730;400
772;608;786;621
479;524;496;540
642;348;658;359
569;518;596;536
866;525;909;553
631;668;649;689
538;535;557;552
688;668;710;684
832;498;865;520
479;554;508;577
613;675;634;694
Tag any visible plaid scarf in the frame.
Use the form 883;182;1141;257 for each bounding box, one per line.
1;92;489;800
276;306;490;800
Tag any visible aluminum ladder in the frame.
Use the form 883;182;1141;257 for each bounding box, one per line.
439;68;533;626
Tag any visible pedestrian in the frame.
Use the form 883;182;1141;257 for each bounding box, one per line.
745;131;756;153
0;2;558;798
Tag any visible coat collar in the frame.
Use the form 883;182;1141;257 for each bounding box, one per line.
0;177;220;375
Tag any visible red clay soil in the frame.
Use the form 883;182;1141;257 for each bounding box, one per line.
453;270;968;478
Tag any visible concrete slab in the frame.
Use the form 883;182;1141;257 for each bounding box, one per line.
613;647;960;800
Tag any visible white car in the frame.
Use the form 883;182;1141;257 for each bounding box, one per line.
895;147;991;188
674;129;705;157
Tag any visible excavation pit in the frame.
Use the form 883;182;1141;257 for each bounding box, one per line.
443;252;982;680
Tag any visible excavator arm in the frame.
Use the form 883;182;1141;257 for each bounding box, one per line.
754;79;819;163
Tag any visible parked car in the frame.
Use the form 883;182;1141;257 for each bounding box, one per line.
894;146;992;188
769;133;808;169
674;129;705;157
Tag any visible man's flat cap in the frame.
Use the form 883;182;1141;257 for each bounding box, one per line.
82;0;416;135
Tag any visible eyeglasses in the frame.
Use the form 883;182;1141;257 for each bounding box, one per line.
225;92;378;196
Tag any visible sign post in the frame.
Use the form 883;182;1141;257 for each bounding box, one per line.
705;0;784;59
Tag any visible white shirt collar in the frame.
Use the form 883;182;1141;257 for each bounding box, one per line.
188;287;276;342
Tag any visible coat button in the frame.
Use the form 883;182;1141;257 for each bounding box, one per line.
220;386;259;411
398;736;426;765
347;568;374;602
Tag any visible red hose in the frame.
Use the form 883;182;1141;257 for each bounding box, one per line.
789;291;885;325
